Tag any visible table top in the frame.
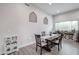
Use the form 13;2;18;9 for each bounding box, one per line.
41;34;61;41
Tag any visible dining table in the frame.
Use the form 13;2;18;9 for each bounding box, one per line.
41;34;61;52
41;34;61;41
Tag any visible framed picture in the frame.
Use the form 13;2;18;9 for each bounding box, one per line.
29;12;37;23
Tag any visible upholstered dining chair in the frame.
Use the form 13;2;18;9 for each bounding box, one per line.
35;34;47;55
51;34;63;51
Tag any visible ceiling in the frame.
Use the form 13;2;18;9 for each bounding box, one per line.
30;3;79;15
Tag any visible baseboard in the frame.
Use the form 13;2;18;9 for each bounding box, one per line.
18;41;35;49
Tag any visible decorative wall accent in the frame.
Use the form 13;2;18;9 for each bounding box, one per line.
29;12;37;23
43;17;48;25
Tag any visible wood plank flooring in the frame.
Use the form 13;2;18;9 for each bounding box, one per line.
15;39;79;55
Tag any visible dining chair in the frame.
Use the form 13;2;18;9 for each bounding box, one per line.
35;34;47;55
51;34;63;51
41;31;46;36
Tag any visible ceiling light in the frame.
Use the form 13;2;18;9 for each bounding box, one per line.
49;3;52;5
25;3;30;7
57;10;60;13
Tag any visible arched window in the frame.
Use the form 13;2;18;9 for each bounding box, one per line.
29;12;37;23
43;17;48;25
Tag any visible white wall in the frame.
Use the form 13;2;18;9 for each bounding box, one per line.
0;3;53;53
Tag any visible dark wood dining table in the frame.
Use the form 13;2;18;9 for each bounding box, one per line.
41;34;61;52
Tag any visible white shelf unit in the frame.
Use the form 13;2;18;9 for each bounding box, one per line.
4;36;18;55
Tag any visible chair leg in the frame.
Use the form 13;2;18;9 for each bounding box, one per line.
58;45;60;51
58;43;62;51
40;47;42;55
60;43;62;48
36;45;38;52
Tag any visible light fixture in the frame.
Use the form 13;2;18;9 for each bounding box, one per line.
57;10;60;13
25;3;30;7
49;3;52;5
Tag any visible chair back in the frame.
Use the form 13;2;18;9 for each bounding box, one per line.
58;34;63;43
35;34;41;45
41;31;46;36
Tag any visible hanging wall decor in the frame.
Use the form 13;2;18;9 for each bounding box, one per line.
29;12;37;23
43;17;48;25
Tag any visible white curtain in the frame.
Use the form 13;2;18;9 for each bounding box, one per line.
55;21;78;31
